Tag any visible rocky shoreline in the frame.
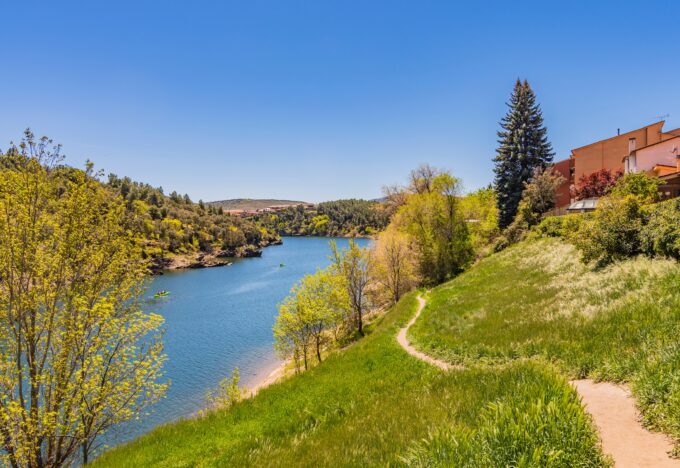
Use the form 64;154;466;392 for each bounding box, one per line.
149;238;283;274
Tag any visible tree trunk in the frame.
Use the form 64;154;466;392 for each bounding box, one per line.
316;336;322;363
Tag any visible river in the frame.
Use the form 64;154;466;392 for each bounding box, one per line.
105;236;370;449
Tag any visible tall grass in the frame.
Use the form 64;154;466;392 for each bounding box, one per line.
410;238;680;452
95;290;607;466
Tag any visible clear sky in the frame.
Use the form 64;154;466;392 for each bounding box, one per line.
2;1;679;202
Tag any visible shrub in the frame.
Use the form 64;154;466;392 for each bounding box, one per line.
610;172;661;203
530;214;585;240
571;168;622;201
574;196;646;266
640;198;680;260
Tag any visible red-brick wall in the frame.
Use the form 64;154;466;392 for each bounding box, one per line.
553;158;573;208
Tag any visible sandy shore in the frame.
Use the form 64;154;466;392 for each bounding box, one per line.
246;359;289;398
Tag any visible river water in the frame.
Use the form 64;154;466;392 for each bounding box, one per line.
105;236;369;449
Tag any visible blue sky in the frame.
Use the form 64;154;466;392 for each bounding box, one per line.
1;1;679;202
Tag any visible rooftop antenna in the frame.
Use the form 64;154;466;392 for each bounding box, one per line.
654;113;670;122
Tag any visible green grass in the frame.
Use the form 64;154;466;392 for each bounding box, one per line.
95;289;607;467
410;238;680;453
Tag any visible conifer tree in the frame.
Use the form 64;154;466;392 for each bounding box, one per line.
494;79;554;228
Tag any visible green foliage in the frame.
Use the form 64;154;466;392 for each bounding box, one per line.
94;294;605;467
274;267;347;370
610;172;661;203
530;214;585;240
330;240;372;336
494;79;555;228
0;131;167;466
641;198;680;259
459;187;500;255
574;196;646;266
106;174;279;267
402;368;607;467
410;238;680;453
502;167;565;246
392;173;474;285
205;369;245;412
255;199;389;237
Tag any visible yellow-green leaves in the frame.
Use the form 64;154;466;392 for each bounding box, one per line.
0;141;167;467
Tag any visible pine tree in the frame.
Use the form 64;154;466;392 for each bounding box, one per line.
494;79;554;228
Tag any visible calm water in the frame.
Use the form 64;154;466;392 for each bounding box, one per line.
106;236;369;448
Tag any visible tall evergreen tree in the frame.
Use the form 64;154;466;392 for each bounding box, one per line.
494;79;554;228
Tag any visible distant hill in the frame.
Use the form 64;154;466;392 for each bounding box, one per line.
208;199;310;211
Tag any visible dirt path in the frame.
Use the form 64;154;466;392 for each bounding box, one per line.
571;379;679;467
396;295;456;371
398;295;679;467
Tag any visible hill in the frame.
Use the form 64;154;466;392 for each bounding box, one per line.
105;176;281;271
208;198;309;211
97;237;679;466
253;198;390;237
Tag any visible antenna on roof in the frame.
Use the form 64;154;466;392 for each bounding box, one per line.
654;113;670;121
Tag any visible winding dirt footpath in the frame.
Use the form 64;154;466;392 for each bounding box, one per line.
397;295;680;467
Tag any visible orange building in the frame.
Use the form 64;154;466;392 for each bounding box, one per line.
554;121;680;208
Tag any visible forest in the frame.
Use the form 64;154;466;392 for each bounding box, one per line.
253;198;390;237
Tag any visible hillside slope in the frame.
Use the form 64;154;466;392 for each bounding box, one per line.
94;287;605;466
410;238;680;456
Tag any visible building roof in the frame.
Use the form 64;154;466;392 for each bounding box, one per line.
571;121;665;153
567;198;598;211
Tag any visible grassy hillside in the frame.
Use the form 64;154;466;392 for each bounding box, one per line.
94;291;606;467
410;238;680;454
208;198;308;211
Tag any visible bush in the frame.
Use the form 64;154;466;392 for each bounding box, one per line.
574;196;646;266
530;214;585;240
571;168;622;201
640;198;680;260
610;172;661;203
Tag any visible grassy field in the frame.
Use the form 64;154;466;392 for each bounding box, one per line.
410;238;680;454
95;289;606;467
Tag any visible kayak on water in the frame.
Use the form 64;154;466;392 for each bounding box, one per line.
154;290;170;299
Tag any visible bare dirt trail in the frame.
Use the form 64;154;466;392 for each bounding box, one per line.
396;295;456;371
571;379;679;467
397;294;680;467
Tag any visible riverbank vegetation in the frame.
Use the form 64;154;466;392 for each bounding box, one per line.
253;198;389;237
106;174;280;271
94;293;607;467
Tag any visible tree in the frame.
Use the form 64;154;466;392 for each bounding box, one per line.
572;168;622;200
392;173;473;285
503;167;564;244
494;79;555;228
330;240;372;336
459;187;500;254
371;227;418;305
204;368;244;412
0;131;167;466
273;268;345;370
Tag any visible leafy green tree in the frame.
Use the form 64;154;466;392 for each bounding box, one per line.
494;79;554;228
0;131;167;466
459;187;500;254
393;173;473;285
330;240;372;336
205;368;244;412
505;167;564;243
273;268;346;370
371;227;419;304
